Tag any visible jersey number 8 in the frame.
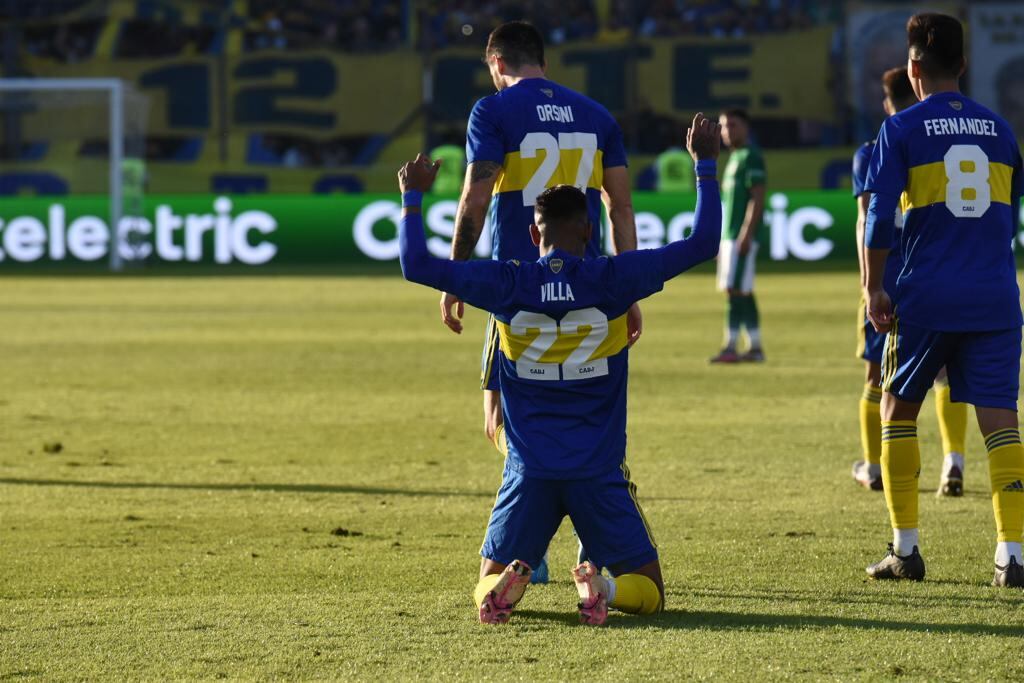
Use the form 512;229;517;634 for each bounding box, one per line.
944;144;991;218
520;132;598;207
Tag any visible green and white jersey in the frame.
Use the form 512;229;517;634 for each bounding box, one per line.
721;143;766;241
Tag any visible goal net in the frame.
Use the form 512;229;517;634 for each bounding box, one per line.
0;78;149;270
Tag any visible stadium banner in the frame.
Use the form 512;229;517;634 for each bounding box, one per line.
2;192;1023;271
845;2;959;143
969;3;1024;138
22;27;834;141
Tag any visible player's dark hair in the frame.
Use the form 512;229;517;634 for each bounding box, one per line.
485;21;545;70
535;185;587;226
720;108;749;123
907;13;964;79
882;67;915;105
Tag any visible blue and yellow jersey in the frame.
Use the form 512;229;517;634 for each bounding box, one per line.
865;92;1024;331
854;139;901;295
399;171;722;479
466;78;628;262
852;141;874;197
437;250;665;479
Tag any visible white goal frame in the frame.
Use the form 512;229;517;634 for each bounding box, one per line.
0;78;127;271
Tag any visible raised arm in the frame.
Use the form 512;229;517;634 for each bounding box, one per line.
398;156;446;287
659;161;721;278
399;155;510;309
608;114;721;302
657;115;721;278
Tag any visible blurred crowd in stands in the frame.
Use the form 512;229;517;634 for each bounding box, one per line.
8;0;835;60
0;0;864;166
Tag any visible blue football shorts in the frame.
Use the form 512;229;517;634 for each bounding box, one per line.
480;314;500;392
882;317;1021;410
480;460;659;577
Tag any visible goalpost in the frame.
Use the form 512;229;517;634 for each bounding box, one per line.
0;78;147;271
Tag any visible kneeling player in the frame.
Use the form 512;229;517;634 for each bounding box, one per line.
398;114;723;622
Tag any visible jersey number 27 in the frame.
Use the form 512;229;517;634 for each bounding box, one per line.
520;132;597;206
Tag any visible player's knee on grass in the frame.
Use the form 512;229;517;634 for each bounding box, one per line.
611;575;663;615
611;560;664;615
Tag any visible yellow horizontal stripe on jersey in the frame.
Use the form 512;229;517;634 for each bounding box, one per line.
494;149;605;195
904;161;1014;210
496;312;627;364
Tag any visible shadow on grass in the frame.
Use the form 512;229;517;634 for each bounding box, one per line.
685;584;1019;611
517;608;1024;636
0;477;695;502
0;477;493;499
917;487;988;499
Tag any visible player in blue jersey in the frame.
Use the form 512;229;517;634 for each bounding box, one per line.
863;14;1024;588
438;21;641;582
398;113;722;624
851;66;970;495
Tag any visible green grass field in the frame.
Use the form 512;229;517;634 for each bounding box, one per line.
2;272;1023;681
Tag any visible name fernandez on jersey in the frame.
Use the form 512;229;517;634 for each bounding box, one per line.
924;117;998;137
864;91;1024;332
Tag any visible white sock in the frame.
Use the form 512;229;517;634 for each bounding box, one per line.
893;528;919;556
605;575;617;604
995;541;1022;566
943;451;964;473
746;328;762;348
725;327;739;349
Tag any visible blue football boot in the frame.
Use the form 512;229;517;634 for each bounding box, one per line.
530;552;549;584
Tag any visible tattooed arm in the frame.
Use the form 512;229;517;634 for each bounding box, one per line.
440;160;502;334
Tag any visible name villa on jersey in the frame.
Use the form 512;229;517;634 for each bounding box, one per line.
924;118;999;137
540;281;575;302
536;104;575;123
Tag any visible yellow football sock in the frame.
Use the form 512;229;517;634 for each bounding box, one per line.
491;423;508;457
985;429;1024;543
609;574;662;615
881;420;921;530
859;384;882;465
934;382;968;455
473;572;504;609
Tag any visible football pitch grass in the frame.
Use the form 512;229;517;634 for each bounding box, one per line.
2;272;1023;681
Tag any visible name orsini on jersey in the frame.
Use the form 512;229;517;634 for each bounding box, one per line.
536;104;574;123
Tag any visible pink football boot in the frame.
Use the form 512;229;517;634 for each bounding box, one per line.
573;561;610;626
479;560;532;625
